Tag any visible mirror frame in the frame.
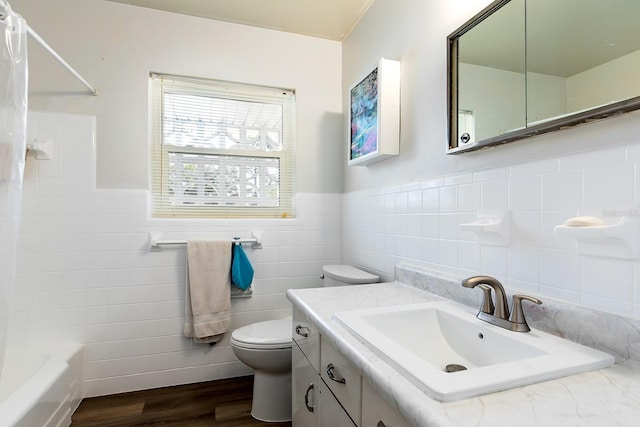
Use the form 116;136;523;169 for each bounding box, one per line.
447;0;640;154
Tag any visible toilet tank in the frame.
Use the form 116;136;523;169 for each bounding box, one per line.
321;265;379;287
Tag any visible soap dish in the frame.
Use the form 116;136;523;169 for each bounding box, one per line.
554;215;638;259
459;210;509;246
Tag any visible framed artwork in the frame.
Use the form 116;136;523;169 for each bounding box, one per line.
348;58;400;166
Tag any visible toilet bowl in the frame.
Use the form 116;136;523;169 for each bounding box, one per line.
231;317;292;422
231;266;376;422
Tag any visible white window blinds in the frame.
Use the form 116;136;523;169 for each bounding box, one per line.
150;73;296;218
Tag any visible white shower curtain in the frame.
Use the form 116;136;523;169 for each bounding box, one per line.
0;2;27;378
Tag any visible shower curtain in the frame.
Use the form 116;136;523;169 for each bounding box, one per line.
0;1;27;379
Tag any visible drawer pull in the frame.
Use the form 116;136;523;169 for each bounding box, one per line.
304;383;314;412
326;363;346;384
377;422;386;427
295;325;310;338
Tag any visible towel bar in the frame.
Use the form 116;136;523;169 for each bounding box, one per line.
231;286;253;299
148;232;262;250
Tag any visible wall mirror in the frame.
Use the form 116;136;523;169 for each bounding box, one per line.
448;0;640;153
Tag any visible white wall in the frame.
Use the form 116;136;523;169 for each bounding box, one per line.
7;0;345;397
342;0;640;320
10;0;640;398
343;142;640;318
10;112;342;396
11;0;343;193
343;0;640;192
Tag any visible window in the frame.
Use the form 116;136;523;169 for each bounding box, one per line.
150;73;296;218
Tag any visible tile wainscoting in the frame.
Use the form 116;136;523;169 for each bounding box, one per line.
343;142;640;319
9;112;342;397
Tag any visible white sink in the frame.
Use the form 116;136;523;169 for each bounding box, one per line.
333;300;615;402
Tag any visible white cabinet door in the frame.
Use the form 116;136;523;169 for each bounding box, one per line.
293;343;319;427
317;378;356;427
293;343;354;427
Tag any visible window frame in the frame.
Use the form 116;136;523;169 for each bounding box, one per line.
150;73;296;218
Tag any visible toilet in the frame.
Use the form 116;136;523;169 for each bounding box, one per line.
231;317;293;422
321;264;379;286
231;265;377;422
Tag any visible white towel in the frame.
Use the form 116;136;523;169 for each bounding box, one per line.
184;240;232;344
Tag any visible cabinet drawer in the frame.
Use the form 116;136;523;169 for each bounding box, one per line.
293;308;320;372
362;380;410;427
320;336;361;426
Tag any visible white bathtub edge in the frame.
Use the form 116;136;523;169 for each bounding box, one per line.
0;343;83;427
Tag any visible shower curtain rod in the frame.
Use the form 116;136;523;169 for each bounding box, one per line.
27;26;98;96
0;0;98;96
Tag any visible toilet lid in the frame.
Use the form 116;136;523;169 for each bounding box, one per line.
231;318;292;349
322;264;379;284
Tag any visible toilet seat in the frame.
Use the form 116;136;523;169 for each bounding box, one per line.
231;318;292;350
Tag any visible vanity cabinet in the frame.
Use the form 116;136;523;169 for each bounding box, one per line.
292;309;355;426
292;309;409;427
361;380;410;427
292;344;355;426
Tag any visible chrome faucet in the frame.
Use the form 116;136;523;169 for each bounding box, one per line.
462;275;542;332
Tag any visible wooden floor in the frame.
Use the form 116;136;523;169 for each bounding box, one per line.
71;376;293;427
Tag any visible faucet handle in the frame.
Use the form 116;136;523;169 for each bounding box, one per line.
510;294;542;332
476;284;495;315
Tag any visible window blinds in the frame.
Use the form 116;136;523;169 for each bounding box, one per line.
150;73;296;218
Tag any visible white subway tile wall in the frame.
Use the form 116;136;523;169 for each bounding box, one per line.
11;111;640;398
343;142;640;320
10;112;341;397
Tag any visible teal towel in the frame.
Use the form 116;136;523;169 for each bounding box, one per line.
231;244;254;290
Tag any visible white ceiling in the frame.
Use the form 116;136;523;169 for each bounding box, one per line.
105;0;375;41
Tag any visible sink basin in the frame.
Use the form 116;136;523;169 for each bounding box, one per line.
333;300;614;402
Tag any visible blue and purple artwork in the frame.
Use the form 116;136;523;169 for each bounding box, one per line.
350;67;378;160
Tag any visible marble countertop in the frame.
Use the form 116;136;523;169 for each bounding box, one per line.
286;282;640;427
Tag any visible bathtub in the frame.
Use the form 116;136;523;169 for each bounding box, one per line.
0;343;83;427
